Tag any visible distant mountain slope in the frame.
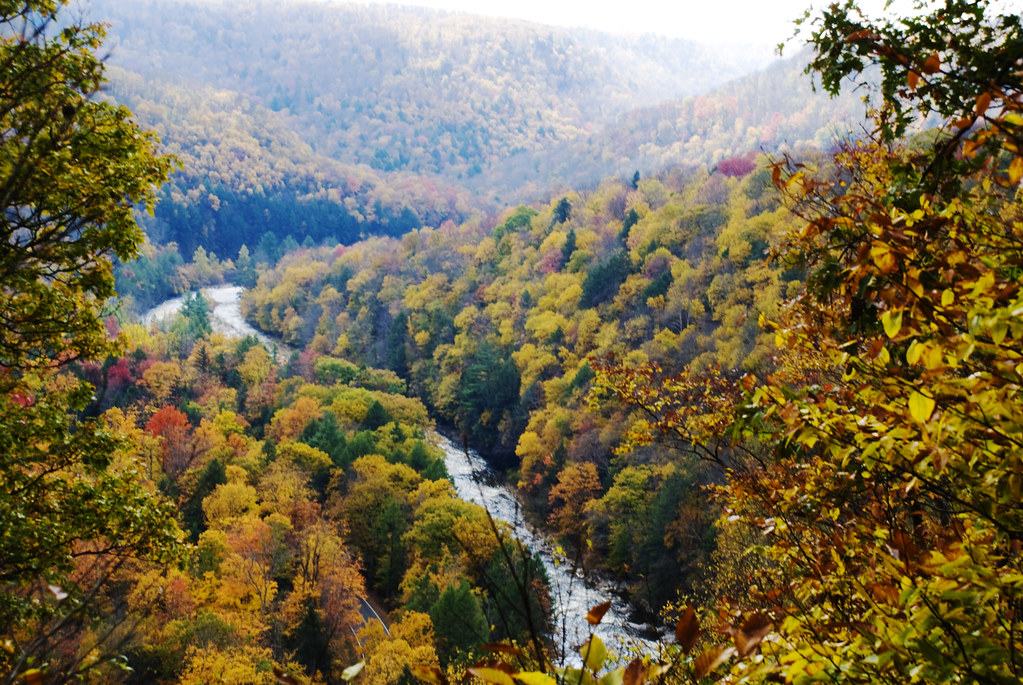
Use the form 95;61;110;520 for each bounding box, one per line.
90;0;770;183
477;54;867;200
107;68;476;261
85;0;871;258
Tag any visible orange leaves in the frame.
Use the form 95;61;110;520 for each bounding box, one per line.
692;646;736;681
674;606;703;654
975;91;993;116
585;600;612;626
621;658;648;685
904;51;941;90
1009;157;1023;186
921;51;941;75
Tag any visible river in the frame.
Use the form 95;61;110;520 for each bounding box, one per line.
140;285;292;361
140;286;655;661
437;434;656;661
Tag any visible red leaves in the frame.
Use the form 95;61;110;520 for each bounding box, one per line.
145;405;189;438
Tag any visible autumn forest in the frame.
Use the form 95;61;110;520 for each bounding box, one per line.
2;0;1022;684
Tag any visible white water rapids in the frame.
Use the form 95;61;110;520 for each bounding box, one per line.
140;285;657;661
437;435;657;660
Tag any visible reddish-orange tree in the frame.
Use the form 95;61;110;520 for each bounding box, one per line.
592;0;1023;682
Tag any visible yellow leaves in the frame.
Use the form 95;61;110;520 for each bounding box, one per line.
342;662;366;681
904;269;924;299
881;309;903;339
991;319;1009;346
908;391;936;423
870;241;896;274
469;666;516;685
906;340;943;370
1009;157;1023;185
580;635;608;673
513;673;557;685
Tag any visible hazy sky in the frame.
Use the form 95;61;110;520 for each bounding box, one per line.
348;0;874;47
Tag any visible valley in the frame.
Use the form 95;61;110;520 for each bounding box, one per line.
4;0;1020;683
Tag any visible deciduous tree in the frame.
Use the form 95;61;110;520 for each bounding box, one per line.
0;2;179;680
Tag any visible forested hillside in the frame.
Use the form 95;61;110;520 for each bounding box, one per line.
83;0;863;269
108;69;473;263
238;161;800;612
489;54;867;196
90;0;767;182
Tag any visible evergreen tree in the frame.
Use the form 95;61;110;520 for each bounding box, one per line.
429;581;489;664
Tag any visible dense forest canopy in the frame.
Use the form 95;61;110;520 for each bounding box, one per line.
89;0;768;180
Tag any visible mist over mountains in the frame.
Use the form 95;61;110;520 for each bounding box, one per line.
87;0;865;252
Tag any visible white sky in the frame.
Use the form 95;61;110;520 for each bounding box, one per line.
347;0;884;48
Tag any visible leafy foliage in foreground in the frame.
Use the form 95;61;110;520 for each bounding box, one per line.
596;0;1023;681
0;1;181;680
